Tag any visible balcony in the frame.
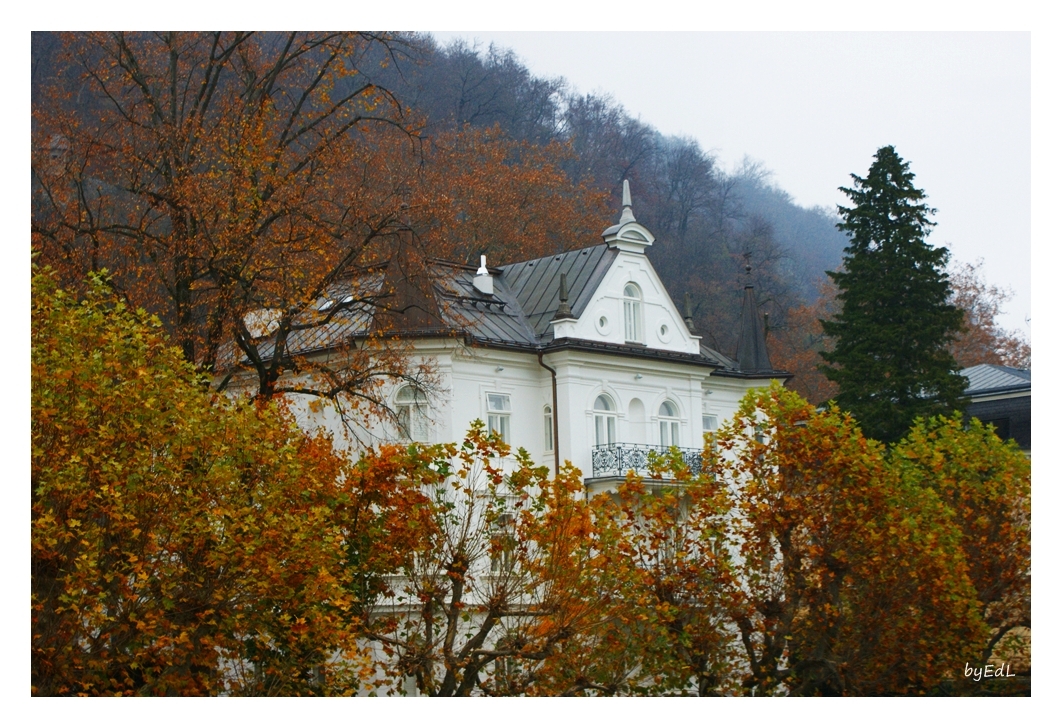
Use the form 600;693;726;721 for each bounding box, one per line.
590;443;704;479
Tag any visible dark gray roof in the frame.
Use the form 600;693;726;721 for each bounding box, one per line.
226;242;788;377
961;364;1031;397
430;260;540;346
498;245;617;341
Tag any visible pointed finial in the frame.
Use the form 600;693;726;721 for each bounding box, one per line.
552;272;573;320
617;179;636;225
684;292;697;334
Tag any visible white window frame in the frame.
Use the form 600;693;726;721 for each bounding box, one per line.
623;283;643;343
659;400;681;447
490;512;516;575
702;400;718;435
543;405;554;453
593;394;617;447
487;393;511;444
395;385;430;442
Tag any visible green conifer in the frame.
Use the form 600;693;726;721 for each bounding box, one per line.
821;146;967;442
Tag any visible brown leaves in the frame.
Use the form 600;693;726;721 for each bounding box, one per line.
711;384;989;695
32;269;368;695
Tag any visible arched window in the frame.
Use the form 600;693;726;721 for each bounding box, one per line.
623;283;642;343
543;405;554;453
396;386;429;441
594;394;617;447
659;400;680;447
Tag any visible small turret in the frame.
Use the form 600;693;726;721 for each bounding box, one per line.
736;267;774;374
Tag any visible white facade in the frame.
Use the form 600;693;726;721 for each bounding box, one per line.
291;182;786;490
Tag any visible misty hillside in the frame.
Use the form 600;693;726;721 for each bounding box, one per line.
353;34;849;355
31;31;849;365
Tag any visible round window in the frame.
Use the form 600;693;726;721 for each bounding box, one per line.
594;312;612;335
657;321;673;343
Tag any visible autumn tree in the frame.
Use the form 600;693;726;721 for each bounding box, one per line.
892;415;1031;683
557;460;741;696
32;32;438;417
358;429;620;697
713;385;986;695
948;258;1031;369
415;125;609;265
32;269;372;696
822;146;967;442
32;33;611;437
769;278;840;404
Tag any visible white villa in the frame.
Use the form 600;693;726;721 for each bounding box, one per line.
276;181;789;491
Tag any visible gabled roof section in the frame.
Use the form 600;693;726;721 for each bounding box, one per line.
429;259;540;346
498;245;618;341
961;364;1031;397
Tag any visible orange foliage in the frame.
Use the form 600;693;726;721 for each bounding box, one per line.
769;279;839;404
357;429;619;696
712;385;987;695
32;34;608;436
32;270;373;695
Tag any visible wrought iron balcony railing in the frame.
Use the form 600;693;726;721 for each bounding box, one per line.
590;443;704;479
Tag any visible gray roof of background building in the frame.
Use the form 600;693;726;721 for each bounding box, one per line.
961;364;1031;396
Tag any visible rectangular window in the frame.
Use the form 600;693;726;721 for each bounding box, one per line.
544;407;554;452
595;414;616;447
660;420;680;447
702;414;718;432
487;393;511;444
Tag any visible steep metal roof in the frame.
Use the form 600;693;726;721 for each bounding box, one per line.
961;364;1031;397
498;245;617;341
430;260;540;346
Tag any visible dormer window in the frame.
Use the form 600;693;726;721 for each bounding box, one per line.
623;283;642;343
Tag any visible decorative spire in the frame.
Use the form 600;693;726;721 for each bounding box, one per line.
552;272;573;320
683;292;697;334
617;179;636;225
736;277;774;374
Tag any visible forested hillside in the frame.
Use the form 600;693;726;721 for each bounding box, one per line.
352;35;850;362
33;32;1025;399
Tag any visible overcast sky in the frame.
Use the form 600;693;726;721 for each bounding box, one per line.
433;31;1032;335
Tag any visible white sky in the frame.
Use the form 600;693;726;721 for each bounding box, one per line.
433;31;1032;335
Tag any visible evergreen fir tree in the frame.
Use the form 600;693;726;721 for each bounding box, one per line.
821;146;967;443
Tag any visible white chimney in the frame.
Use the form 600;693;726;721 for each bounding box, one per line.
473;254;493;295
